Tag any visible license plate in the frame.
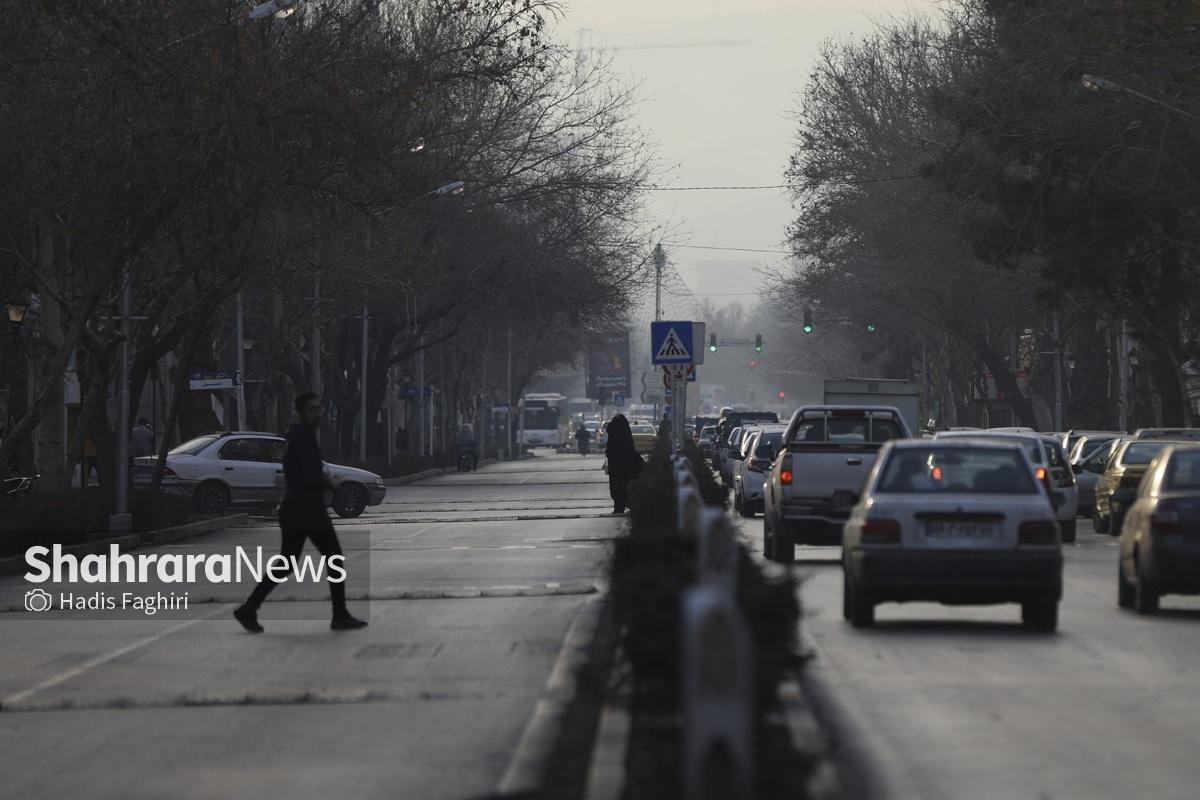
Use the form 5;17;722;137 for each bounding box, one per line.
925;521;996;540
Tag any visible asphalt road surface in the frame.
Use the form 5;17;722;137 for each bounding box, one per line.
736;512;1200;800
0;452;615;800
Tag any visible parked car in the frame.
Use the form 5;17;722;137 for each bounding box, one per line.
1073;437;1127;516
719;426;748;485
1094;439;1188;535
732;426;786;517
763;405;912;563
133;432;386;517
842;438;1063;630
1117;444;1200;614
935;430;1077;543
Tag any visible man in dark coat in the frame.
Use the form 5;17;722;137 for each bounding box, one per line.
604;414;643;514
234;391;366;633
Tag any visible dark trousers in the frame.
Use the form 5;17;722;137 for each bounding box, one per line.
244;505;348;618
609;476;630;513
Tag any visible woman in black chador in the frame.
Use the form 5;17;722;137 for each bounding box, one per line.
604;414;643;514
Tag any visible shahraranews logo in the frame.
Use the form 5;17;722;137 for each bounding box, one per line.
21;544;347;617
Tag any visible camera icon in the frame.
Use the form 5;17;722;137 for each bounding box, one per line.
24;588;53;613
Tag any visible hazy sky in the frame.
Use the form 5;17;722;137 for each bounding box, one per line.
554;0;935;318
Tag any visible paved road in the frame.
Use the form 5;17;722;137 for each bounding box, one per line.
0;452;614;800
734;512;1200;800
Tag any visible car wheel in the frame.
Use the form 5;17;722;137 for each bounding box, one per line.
193;481;230;515
1111;511;1126;537
1093;511;1110;534
1021;599;1058;632
763;515;775;560
774;521;795;564
1134;555;1159;615
738;494;755;518
1060;518;1076;544
1117;559;1135;609
845;571;875;628
333;482;368;518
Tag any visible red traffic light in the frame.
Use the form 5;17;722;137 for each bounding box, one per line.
778;390;786;399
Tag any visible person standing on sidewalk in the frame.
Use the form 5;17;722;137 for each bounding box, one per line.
604;414;642;514
234;391;367;633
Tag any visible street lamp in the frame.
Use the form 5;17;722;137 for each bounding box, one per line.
249;0;299;19
4;300;28;328
1080;72;1200;121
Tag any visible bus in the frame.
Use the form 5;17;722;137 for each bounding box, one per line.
521;393;569;447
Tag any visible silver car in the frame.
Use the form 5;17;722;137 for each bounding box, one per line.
133;432;386;517
935;430;1077;543
732;426;786;517
842;439;1063;630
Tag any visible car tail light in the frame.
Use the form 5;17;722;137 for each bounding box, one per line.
1152;501;1182;534
780;454;793;485
1035;466;1047;482
1018;520;1058;545
861;517;901;544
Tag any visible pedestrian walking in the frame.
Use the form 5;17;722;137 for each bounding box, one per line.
604;414;643;514
130;417;153;459
234;391;367;633
575;423;592;456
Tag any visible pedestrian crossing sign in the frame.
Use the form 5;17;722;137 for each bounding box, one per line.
651;320;704;365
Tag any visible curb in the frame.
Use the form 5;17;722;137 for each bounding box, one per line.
796;630;920;800
382;458;499;487
0;513;248;577
583;650;629;800
497;592;607;796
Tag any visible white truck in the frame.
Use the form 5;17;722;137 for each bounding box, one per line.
823;378;921;435
762;405;913;563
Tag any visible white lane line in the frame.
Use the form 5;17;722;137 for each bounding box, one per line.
404;524;436;540
2;606;225;709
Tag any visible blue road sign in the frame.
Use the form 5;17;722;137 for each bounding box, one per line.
613;392;625;407
651;320;696;365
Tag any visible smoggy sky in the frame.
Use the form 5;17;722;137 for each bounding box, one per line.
553;0;935;318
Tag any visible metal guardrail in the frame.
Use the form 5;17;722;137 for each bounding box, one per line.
671;454;754;800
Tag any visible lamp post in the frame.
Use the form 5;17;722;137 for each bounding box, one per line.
1081;73;1200;121
2;301;28;453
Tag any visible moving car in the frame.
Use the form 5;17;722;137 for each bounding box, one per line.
629;422;658;454
842;438;1063;630
133;432;386;517
719;426;749;485
1064;430;1121;460
1118;444;1200;614
764;405;912;562
698;425;719;459
732;426;786;517
1073;437;1126;516
935;430;1077;543
1094;439;1188;535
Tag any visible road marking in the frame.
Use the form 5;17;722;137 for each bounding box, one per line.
404;524;436;539
1;606;225;710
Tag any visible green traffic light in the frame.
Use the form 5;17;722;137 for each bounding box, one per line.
803;324;813;334
709;344;717;352
867;323;876;333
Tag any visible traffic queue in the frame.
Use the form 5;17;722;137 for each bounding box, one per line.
705;409;1200;631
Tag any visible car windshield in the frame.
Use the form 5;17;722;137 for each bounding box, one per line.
1165;451;1200;491
792;415;902;446
877;447;1038;494
1121;441;1171;466
757;431;783;449
169;435;219;456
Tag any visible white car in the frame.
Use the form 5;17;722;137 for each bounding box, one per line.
133;432;386;517
842;439;1063;630
732;426;786;517
934;430;1077;543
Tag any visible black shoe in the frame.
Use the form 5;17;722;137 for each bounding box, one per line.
331;615;368;631
233;604;264;633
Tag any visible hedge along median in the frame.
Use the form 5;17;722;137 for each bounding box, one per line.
0;488;193;558
610;435;815;799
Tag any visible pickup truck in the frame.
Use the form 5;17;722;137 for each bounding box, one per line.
762;405;912;563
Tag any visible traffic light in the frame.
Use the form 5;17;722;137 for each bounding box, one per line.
749;359;758;368
778;390;786;399
709;333;718;352
866;323;876;333
754;333;763;352
802;308;813;334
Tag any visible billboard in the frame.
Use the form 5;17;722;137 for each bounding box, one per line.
587;332;631;403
